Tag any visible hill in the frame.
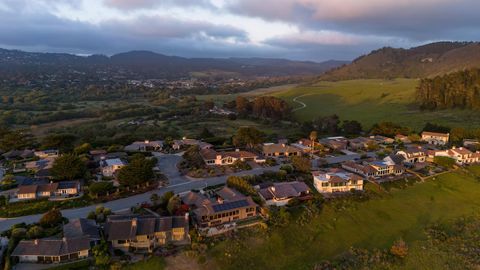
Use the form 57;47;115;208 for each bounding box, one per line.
321;42;480;80
0;48;348;79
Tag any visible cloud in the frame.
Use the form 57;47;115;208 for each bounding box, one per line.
226;0;480;41
103;0;214;10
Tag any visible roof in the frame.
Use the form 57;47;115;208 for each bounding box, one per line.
312;170;362;183
211;200;250;212
260;181;310;200
104;158;125;166
422;131;449;138
17;182;59;195
12;237;90;257
200;149;258;161
450;147;472;156
262;143;301;154
216;186;245;201
57;181;80;190
63;218;100;240
105;215;188;241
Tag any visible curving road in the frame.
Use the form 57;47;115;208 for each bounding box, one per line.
0;154;280;232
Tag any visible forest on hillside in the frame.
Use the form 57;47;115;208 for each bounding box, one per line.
416;68;480;110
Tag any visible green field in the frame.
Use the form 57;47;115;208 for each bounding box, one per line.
209;167;480;270
271;79;480;130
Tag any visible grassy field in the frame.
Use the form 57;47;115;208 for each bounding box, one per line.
270;79;480;130
208;167;480;270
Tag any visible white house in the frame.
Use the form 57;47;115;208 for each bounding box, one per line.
101;158;127;177
312;169;364;194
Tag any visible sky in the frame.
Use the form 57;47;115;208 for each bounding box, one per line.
0;0;479;61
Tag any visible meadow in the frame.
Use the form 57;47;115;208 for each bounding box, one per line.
208;167;480;270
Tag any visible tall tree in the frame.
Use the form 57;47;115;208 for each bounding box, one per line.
232;127;265;149
51;154;87;181
117;154;155;188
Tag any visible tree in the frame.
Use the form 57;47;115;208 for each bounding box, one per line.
314;115;340;135
0;129;35;151
227;176;255;195
117;154;155;188
74;143;92;155
92;240;111;268
41;134;77;153
370;122;410;137
181;146;205;169
200;127;214;139
390;239;408;258
309;131;318;149
204;99;215;110
89;181;114;198
50;154;87;181
167;196;181;215
235;96;250;115
233;127;265;148
290;156;311;173
39;209;63;228
342;120;363;135
27;226;44;239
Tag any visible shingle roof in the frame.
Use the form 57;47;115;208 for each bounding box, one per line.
63;218;100;240
216;186;245;201
11;237;90;257
105;215;188;240
262;143;301;154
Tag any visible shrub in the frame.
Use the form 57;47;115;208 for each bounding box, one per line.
434;156;456;168
390;239;408;258
39;209;63;228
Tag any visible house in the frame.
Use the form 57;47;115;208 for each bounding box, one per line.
172;138;213;150
101;158;127;177
262;143;301;157
2;149;34;160
292;138;322;153
395;134;411;144
17;181;81;200
34;149;59;159
124;140;163;152
312;169;364;193
421;131;449;145
431;147;480;165
342;160;405;178
104;214;190;253
183;187;258;229
63;219;100;245
348;137;373;150
396;147;427;164
257;181;311;206
320;137;348;151
463;139;480;149
25;157;55;172
369;135;395;145
11;237;90;264
200;149;264;166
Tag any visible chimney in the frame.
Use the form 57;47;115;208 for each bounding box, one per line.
132;218;137;227
34;239;39;245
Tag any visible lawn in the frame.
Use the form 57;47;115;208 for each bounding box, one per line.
208;167;480;270
271;79;480;130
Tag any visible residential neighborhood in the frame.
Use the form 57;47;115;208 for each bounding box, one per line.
2;126;480;269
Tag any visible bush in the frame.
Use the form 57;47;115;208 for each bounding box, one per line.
280;164;293;174
290;156;311;173
390;239;408;258
89;181;115;197
227;176;256;196
39;209;63;228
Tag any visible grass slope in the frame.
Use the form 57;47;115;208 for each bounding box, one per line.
209;167;480;270
272;79;480;130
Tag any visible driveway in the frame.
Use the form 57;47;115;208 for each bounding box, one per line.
153;152;186;185
0;162;280;232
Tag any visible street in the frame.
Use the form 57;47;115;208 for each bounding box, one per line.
0;153;279;232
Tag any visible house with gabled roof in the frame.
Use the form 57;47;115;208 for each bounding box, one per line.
396;146;427;164
183;187;258;230
104;214;190;253
11;237;90;264
200;148;264;166
262;143;301;157
16;181;81;201
258;181;311;206
63;219;100;245
421;131;449;145
124;140;163;152
342;160;405;178
312;169;364;193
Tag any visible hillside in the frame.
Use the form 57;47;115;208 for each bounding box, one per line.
0;48;348;79
321;42;480;80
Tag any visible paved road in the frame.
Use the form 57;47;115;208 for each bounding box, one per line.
0;159;280;232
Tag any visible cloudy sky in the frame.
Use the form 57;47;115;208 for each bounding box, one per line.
0;0;479;61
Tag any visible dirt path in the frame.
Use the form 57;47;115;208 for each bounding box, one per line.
292;94;312;112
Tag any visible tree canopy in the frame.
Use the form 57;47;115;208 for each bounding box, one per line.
117;154;155;187
50;154;87;181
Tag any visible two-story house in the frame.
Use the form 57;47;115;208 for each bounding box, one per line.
104;214;190;253
396;147;427;164
312;169;364;193
257;181;311;206
421;131;449;145
100;158;127;177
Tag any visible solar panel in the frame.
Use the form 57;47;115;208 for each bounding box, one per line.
212;200;249;212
